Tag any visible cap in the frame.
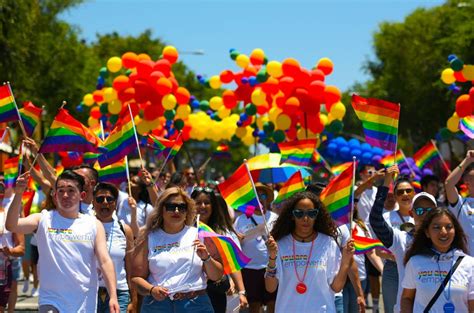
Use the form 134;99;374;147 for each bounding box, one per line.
412;192;437;207
255;182;274;203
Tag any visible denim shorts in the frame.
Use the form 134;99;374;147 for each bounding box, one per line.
140;293;214;313
97;288;130;313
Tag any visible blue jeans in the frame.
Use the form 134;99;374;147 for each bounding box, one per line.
334;294;343;313
140;294;214;313
97;288;130;313
343;279;367;313
381;260;398;313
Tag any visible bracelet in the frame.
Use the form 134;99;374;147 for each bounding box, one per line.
149;285;156;296
269;255;277;260
201;254;212;263
266;264;277;271
146;182;154;187
458;164;463;171
238;290;246;296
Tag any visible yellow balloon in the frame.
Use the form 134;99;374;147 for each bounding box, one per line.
276;114;291;130
209;76;222;89
217;106;230;119
83;93;94;106
88;117;99;127
462;65;474;81
327;113;335;124
209;96;223;110
162;94;177;110
447;116;460;132
319;113;328;126
251;89;266;105
107;56;122;73
330;101;346;120
176;105;191;119
236;54;250;69
235;127;247;138
136;120;151;135
250;48;265;60
108;99;122;115
266;61;283;78
269;107;282;123
297;128;318;140
441;68;456;84
103;88;117;102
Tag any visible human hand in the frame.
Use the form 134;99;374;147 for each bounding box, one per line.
14;172;30;193
266;236;278;259
193;239;211;261
150;285;169;301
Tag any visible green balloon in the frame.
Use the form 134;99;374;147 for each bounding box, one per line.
231;134;241;144
109;114;118;125
256;69;268;83
450;58;464;72
263;56;268;65
164;109;176;120
100;103;108;114
125;69;132;76
230;51;240;61
263;122;275;133
273;130;286;142
199;100;210;111
439;128;452;141
99;67;108;78
330;120;344;133
245;104;257;115
174;119;185;130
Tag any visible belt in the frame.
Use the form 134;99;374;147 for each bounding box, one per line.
170;289;206;301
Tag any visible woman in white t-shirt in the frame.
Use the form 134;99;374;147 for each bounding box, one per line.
132;187;223;313
265;191;355;313
93;183;136;313
401;207;474;312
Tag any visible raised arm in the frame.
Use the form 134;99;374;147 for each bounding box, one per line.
331;239;355;292
445;150;474;205
23;137;57;186
140;168;159;206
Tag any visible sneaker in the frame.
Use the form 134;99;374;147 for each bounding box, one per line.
31;287;39;297
22;281;29;294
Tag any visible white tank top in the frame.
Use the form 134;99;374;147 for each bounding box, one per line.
37;210;98;312
99;220;128;290
147;226;207;293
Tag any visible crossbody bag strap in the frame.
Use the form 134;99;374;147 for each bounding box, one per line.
423;255;464;313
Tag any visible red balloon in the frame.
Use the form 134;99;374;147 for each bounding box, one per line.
90;106;101;119
220;70;234;84
113;75;131;92
153;59;172;77
454;71;467;83
143;103;161;120
148;71;165;85
222;90;237;109
118;87;135;103
261;77;279;95
169;77;179;93
128;71;139;84
181;125;191;141
243;66;258;77
294;88;316;113
310;69;325;82
456;94;473;118
234;84;252;104
470;87;474;104
155;77;172;95
136;60;154;78
133;80;152;103
92;90;104;103
282;58;301;77
275;94;286;109
308;80;325;103
294;68;311;88
283;97;300;115
175;87;191;104
256;102;270;115
301;114;324;134
286;126;297;140
121;52;139;69
279;76;295;95
324;85;341;105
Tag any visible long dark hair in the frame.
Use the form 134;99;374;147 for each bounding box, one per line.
404;207;468;265
271;191;338;242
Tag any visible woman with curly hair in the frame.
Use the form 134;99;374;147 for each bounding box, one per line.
132;187;223;313
265;191;355;312
401;207;474;312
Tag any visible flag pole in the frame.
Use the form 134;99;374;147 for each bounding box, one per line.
158;132;182;175
127;104;144;168
124;156;132;196
0;127;9;143
430;139;451;174
5;82;28;138
99;120;106;141
399;149;416;178
18;142;24;175
350;156;357;241
244;159;270;236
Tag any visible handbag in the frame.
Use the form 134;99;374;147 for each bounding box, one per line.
206;275;231;295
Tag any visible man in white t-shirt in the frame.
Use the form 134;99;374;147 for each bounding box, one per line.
445;150;474;255
6;171;119;313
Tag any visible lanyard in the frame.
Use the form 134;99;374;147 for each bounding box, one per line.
434;250;455;302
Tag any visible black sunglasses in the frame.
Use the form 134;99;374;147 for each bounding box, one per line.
396;188;414;196
193;187;214;193
414;207;433;216
95;196;115;204
292;208;319;219
164;202;187;213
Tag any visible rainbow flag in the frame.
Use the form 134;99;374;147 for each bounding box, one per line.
213;143;231;159
83;152;100;165
22;190;35;216
146;134;174;154
27;177;40;192
169;136;183;159
274;171;305;204
460;183;469;198
351;94;400;151
353;229;390;255
460;116;474;139
413;141;440;169
98;160;127;185
320;162;355;225
0;85;19;123
98;114;137;167
218;164;260;217
4;156;19;189
198;221;251;274
412;180;422;192
330;162;352;176
380;150;404;166
278;139;318;167
55;164;64;176
39;109;102;153
19;101;42;137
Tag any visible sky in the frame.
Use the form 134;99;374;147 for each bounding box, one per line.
61;0;445;92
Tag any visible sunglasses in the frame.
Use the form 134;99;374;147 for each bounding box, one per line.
164;202;187;213
366;170;375;175
396;188;414;196
400;222;415;232
414;207;433;216
292;208;319;219
193;187;214;193
258;193;268;200
95;196;115;204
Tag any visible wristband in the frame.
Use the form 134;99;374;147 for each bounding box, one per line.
149;285;156;296
458;164;463;171
269;255;277;260
238;290;246;296
201;254;212;263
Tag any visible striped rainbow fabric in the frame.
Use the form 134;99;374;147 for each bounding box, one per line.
98;159;127;185
19;101;42;137
330;162;352;176
274;171;305;204
380;150;404;166
0;85;19;123
460;116;474;139
413;141;440;169
4;156;19;189
278;139;318;167
353;229;390;255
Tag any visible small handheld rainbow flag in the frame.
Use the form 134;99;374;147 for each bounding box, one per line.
278;139;318;167
459;116;474;139
213;143;231;159
0;85;20;123
413;141;440;169
4;156;19;189
22;190;35;217
330;162;352;176
380;150;404;167
19;101;42;137
218;164;260;217
320;162;355;225
274;171;305;205
198;221;251;274
98;159;127;185
146;134;175;155
352;229;390;255
351;94;400;151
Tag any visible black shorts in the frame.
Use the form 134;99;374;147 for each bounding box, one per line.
365;255;381;276
241;268;277;305
31;245;39;265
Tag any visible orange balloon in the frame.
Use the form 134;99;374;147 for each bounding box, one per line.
282;58;301;77
121;52;139;69
324;85;341;105
163;46;179;64
456;94;472;118
112;75;131;92
317;58;334;75
222;90;237;109
175;87;191;104
92;90;104;103
156;77;172;95
283;97;300;115
137;53;151;61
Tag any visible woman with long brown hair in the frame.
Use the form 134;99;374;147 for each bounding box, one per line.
132;187;223;313
265;191;355;312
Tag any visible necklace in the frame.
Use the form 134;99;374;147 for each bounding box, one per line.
292;234;315;294
293;232;315;243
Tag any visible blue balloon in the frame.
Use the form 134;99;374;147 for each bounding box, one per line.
240;113;248;121
361;152;373;164
241;77;249;84
249;77;258;86
76;104;83;112
191;99;200;109
352;149;362;159
327;143;338;157
257;130;265;138
372;147;384;156
447;54;457;62
348;138;360;148
237;121;243;127
340;146;351;160
372;155;382;164
360;143;371;152
97;76;105;85
334;136;348;146
422;168;434;176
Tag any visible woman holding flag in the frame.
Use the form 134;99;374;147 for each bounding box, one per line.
132;187;223;313
264;191;355;312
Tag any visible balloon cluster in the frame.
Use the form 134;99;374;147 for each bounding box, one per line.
441;55;474;133
323;136;387;165
194;48;346;146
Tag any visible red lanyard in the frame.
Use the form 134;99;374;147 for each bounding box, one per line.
292;235;315;294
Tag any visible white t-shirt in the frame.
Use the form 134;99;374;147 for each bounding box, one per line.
79;202;94;215
147;226;207;294
37;210;98;312
274;233;341;312
116;196;153;228
449;195;474;255
402;250;474;312
234;211;278;269
383;210;414;231
389;228;413;312
0;197;14;248
357;186;377;224
334;224;350;298
99;220;128;290
352;225;370;282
